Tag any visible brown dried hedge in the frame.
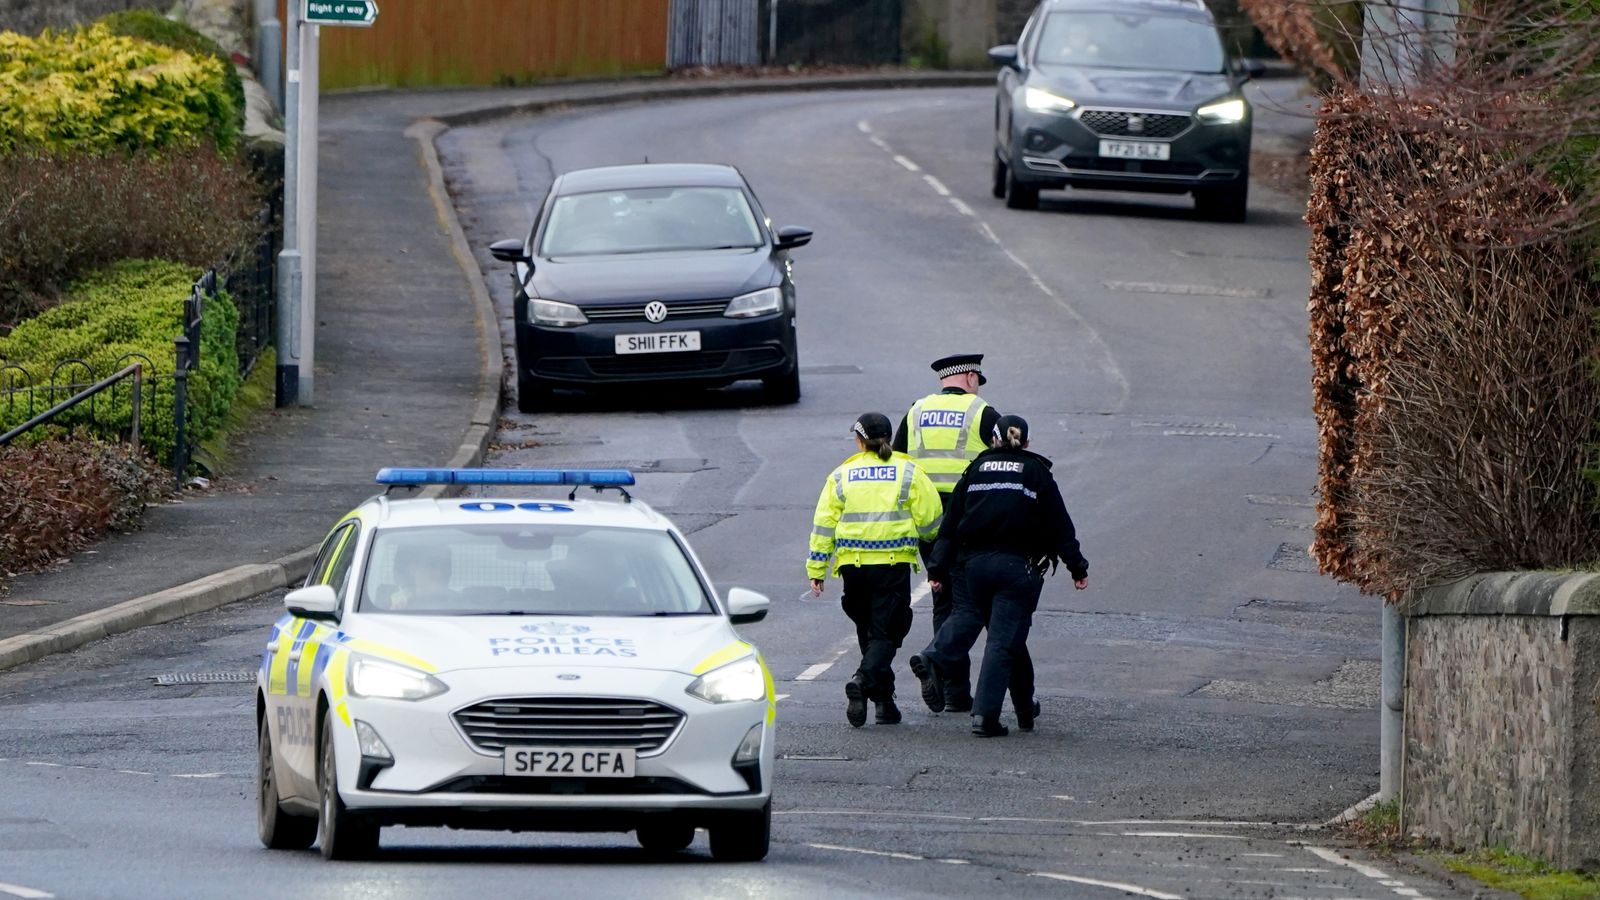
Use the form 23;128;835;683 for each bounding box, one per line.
1307;91;1600;597
0;436;165;581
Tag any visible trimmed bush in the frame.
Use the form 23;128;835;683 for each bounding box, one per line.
0;24;239;154
0;259;242;464
97;10;245;134
0;435;164;579
0;146;261;325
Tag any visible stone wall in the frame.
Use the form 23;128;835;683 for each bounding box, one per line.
1402;572;1600;870
0;0;164;35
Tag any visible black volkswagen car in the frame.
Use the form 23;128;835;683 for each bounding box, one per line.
991;0;1262;220
489;164;811;412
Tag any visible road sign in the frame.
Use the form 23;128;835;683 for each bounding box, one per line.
304;0;378;26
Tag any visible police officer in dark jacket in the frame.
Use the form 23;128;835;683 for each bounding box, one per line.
910;415;1089;737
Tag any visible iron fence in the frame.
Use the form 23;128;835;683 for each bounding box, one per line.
230;205;279;377
761;0;903;66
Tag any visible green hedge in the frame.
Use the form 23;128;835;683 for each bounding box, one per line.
0;259;241;464
96;10;246;135
0;24;239;153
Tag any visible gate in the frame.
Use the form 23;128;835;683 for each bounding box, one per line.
668;0;760;68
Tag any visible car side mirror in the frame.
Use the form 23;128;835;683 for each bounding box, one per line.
726;587;770;625
1236;59;1266;80
774;226;812;251
988;44;1020;69
285;584;339;619
489;238;531;264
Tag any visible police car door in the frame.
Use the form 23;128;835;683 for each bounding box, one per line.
279;520;362;797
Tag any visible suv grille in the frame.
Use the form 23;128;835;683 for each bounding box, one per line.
584;301;729;322
1079;109;1192;139
454;697;685;754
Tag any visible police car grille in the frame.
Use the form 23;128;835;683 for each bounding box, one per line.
1078;109;1192;139
583;301;729;321
454;697;684;753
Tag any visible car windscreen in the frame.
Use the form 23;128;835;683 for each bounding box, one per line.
358;524;715;616
539;185;764;257
1035;11;1226;73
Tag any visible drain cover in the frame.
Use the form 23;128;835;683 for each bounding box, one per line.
153;672;255;686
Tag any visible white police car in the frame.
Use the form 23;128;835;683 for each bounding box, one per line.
255;468;775;861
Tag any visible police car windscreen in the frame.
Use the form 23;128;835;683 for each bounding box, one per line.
359;525;714;616
539;186;764;257
1035;12;1225;73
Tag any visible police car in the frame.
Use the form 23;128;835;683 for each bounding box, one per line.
256;468;776;861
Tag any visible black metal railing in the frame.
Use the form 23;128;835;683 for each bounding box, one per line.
0;364;147;454
229;205;279;377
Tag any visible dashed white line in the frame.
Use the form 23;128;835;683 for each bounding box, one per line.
922;174;951;196
949;197;976;217
1030;872;1183;899
869;135;891;151
1120;831;1252;839
795;644;851;682
172;772;227;779
1304;846;1435;900
910;581;932;606
892;155;921;173
857;120;872;133
1243;852;1286;858
0;882;55;899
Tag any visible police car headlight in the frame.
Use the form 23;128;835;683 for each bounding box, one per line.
1024;87;1077;113
1196;98;1247;124
723;287;782;319
529;299;588;327
686;657;766;704
348;657;448;701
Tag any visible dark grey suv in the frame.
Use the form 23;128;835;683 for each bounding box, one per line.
990;0;1262;220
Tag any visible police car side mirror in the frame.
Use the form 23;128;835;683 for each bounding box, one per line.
725;588;770;625
489;238;532;264
285;584;339;620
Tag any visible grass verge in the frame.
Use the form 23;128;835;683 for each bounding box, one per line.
1431;848;1600;900
196;346;276;474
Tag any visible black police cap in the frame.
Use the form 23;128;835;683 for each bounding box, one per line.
931;353;986;386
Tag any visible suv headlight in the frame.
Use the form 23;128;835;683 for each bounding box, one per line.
1024;87;1077;113
1196;98;1247;124
529;298;588;327
348;657;448;701
686;656;766;704
724;287;783;319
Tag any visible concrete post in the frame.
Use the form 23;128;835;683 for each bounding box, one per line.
258;18;283;112
296;23;320;406
274;1;302;408
1380;601;1405;800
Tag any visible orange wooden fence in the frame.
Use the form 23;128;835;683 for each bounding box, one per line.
279;0;670;89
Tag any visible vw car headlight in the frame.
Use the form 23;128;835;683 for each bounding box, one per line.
724;287;783;319
1024;87;1077;113
1196;98;1247;124
529;298;588;327
686;657;767;704
348;657;448;701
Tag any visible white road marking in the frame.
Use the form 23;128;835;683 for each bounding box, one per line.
778;809;975;821
172;773;226;779
809;842;965;864
1243;852;1286;858
116;770;154;776
774;693;791;702
910;582;932;606
23;762;62;768
857;120;872;133
795;645;850;682
1120;831;1252;839
1031;872;1183;899
1067;818;1296;828
893;155;921;172
0;882;54;899
949;197;975;217
922;174;951;196
869;135;891;151
1279;867;1331;873
979;221;1002;244
1304;846;1436;900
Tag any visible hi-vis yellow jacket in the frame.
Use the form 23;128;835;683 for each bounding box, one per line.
807;451;943;579
903;392;991;493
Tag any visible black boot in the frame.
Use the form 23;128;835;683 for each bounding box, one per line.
972;714;1009;738
908;654;945;712
1016;698;1041;732
944;688;973;714
875;699;902;725
844;679;867;728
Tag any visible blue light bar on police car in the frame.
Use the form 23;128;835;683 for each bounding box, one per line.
375;468;636;487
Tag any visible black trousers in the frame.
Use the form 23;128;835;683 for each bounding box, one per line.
923;551;1040;718
839;563;914;701
920;493;971;697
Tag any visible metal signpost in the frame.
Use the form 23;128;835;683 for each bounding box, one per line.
275;1;378;408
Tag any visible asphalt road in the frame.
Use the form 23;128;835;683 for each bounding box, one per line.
0;89;1472;899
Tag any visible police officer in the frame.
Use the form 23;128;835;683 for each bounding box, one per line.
893;353;1002;711
910;415;1089;737
809;413;943;728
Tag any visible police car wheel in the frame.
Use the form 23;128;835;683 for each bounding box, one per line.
257;715;316;850
635;820;696;853
707;801;771;862
318;710;380;860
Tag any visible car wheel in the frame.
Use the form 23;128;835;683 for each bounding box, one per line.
1004;168;1040;211
318;710;379;860
516;371;551;414
991;153;1008;199
1195;184;1248;222
763;365;801;404
257;714;316;850
708;801;771;862
636;820;696;853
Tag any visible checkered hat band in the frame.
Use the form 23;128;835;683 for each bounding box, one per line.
937;364;981;378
